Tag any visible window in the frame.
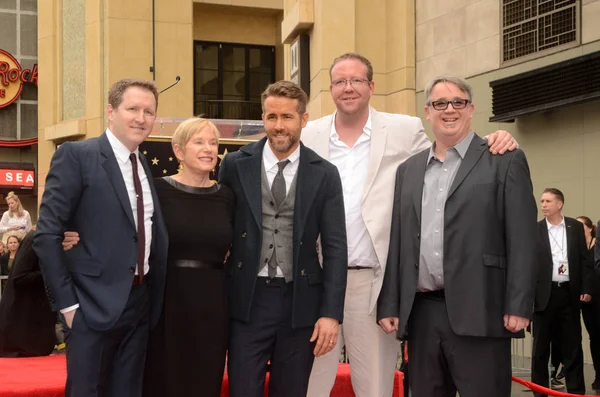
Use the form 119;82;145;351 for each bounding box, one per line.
502;0;580;65
194;41;275;120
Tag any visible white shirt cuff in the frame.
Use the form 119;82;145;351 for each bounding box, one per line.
60;304;80;314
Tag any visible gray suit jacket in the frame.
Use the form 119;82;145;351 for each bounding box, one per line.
378;133;537;338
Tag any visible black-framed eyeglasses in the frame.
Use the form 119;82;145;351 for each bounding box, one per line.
429;99;470;111
331;78;371;88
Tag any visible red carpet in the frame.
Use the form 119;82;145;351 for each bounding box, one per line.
0;356;403;396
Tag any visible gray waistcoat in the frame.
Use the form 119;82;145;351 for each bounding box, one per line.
260;163;297;282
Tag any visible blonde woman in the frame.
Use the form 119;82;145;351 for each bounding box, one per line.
143;117;234;397
0;192;32;238
0;235;20;275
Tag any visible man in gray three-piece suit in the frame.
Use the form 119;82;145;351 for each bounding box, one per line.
377;75;538;397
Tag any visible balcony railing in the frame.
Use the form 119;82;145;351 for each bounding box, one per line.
195;99;263;120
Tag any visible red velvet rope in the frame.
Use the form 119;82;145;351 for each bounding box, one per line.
512;376;597;397
0;138;38;147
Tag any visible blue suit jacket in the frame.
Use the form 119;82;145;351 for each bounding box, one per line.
218;138;348;328
34;132;168;331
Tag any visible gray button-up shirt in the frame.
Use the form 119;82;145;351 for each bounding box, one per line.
417;132;474;291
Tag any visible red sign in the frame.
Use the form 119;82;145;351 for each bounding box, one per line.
0;169;35;188
0;49;38;109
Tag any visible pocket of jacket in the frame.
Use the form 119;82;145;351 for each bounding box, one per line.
483;254;506;269
67;259;102;276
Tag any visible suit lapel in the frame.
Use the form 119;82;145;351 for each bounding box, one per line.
237;140;264;229
566;219;573;259
304;116;332;160
412;151;429;225
294;144;324;246
447;136;487;199
539;221;553;264
362;109;387;203
99;133;136;228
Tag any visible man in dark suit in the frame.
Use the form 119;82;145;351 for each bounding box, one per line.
531;188;593;396
218;80;347;397
377;75;538;397
34;78;168;397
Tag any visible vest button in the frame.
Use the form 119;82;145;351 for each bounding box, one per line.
274;214;279;219
269;244;273;249
264;258;268;263
274;229;279;234
270;201;275;206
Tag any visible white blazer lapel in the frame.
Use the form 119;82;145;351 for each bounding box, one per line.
362;108;387;202
302;115;333;160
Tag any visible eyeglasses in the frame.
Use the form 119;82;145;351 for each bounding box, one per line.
331;78;371;88
429;99;470;111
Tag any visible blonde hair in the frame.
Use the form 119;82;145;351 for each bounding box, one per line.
171;117;220;159
6;191;24;218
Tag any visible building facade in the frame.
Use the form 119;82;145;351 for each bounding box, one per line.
0;0;38;230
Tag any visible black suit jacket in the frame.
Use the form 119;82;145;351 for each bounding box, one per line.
34;132;169;331
378;134;538;338
0;253;10;275
218;138;348;328
0;231;56;357
534;217;593;311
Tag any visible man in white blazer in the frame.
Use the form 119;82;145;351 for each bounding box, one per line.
303;53;518;397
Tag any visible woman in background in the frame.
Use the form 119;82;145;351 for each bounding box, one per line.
0;235;21;275
0;230;56;357
143;117;234;397
577;215;600;390
0;192;32;239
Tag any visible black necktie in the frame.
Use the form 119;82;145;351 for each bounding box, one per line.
130;153;145;284
271;160;290;208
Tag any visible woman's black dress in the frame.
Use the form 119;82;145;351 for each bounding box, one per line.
143;177;234;396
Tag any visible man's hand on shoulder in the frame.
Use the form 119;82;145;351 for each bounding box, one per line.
487;130;518;154
503;314;529;333
310;317;339;357
378;317;400;334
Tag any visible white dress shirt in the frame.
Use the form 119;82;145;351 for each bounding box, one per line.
328;111;378;268
547;216;569;282
257;140;300;278
61;130;155;314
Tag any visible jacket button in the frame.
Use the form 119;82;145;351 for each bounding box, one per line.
300;269;306;276
416;233;420;239
300;241;303;246
242;232;247;238
129;266;136;273
414;263;419;268
237;262;243;268
133;236;138;242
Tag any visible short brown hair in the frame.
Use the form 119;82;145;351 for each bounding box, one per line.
171;117;220;156
543;188;565;204
261;80;308;114
108;78;159;111
329;53;374;82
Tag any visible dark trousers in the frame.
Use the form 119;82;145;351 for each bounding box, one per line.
532;283;585;396
581;300;600;381
227;277;315;397
62;284;150;397
407;294;511;397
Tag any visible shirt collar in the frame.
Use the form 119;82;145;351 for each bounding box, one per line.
546;215;566;230
428;131;475;164
262;139;301;171
330;108;372;139
106;128;138;164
